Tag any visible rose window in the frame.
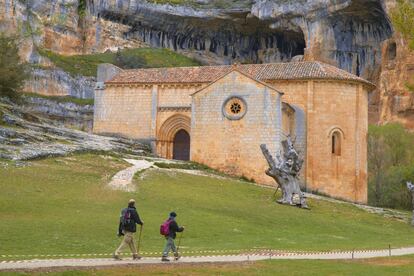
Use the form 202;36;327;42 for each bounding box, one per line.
222;97;247;120
230;102;242;114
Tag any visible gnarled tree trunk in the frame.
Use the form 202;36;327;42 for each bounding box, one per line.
260;137;308;209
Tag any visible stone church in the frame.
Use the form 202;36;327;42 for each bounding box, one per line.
94;62;374;203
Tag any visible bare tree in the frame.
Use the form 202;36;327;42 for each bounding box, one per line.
260;137;308;209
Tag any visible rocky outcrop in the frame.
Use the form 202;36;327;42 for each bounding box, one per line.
251;0;393;80
0;0;147;57
0;0;145;99
1;0;413;128
80;0;391;78
376;35;414;128
25;68;95;99
22;96;93;131
375;1;414;129
0;98;149;160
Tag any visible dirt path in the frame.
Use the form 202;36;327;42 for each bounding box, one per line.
108;159;153;191
2;247;414;271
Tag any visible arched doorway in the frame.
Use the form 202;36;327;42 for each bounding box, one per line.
173;129;190;160
157;114;191;159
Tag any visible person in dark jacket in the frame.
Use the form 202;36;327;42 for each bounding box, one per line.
161;211;184;262
113;199;144;260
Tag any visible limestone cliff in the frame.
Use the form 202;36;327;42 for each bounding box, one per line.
0;0;413;128
0;97;149;160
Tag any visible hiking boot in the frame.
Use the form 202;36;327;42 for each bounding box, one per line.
174;253;181;261
133;254;142;260
112;254;122;260
161;256;170;262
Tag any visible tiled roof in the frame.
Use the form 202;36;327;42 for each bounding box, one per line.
106;61;374;87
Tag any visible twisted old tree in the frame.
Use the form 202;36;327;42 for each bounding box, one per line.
260;137;309;209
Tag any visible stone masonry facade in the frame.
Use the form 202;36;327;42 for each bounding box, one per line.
94;62;373;203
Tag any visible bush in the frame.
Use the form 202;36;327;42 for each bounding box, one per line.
368;123;414;209
115;49;146;69
154;161;210;170
0;34;28;101
391;0;414;50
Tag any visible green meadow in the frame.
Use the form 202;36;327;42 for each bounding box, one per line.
0;154;413;259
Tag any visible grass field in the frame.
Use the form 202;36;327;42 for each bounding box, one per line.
0;154;414;259
2;255;414;275
38;48;200;77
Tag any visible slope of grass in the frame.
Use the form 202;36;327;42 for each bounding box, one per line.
38;48;200;77
4;255;414;275
0;154;413;259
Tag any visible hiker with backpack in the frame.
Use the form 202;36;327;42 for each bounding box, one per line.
113;199;144;260
160;211;185;262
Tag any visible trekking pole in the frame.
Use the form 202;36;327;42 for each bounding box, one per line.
176;231;184;254
137;224;143;255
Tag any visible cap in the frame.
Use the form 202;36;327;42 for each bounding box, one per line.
128;199;136;204
169;211;177;217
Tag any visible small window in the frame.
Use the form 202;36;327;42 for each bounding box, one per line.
332;131;342;156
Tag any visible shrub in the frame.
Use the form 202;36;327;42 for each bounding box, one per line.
115;49;146;69
0;34;28;101
368;123;414;209
391;0;414;50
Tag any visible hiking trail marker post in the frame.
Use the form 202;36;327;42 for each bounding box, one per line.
406;182;414;226
260;136;309;209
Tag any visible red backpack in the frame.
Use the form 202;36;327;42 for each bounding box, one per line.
160;219;172;236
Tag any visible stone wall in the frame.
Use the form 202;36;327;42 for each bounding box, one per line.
93;73;369;203
270;80;369;203
93;82;199;150
191;71;283;184
93;85;153;139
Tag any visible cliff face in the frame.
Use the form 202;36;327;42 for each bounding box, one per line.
1;0;413;128
376;1;414;129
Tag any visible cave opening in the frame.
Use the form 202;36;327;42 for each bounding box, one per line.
273;29;306;61
99;9;306;64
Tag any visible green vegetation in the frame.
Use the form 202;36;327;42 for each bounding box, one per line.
391;0;414;50
368;123;414;210
0;109;4;125
0;33;28;101
406;82;414;92
154;161;210;170
5;255;414;275
22;92;94;106
77;0;87;18
0;154;413;259
38;47;200;77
